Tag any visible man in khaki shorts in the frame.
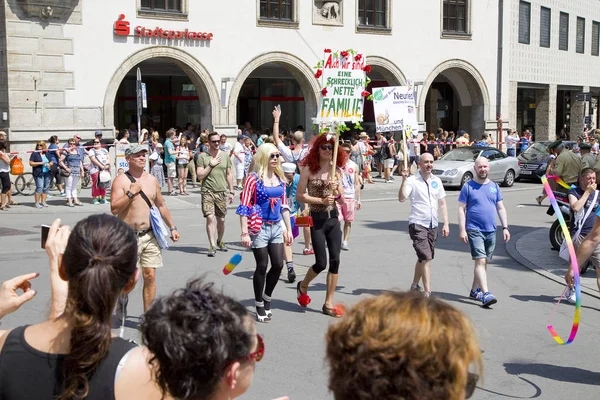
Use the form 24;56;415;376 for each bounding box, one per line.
197;132;234;257
111;144;180;322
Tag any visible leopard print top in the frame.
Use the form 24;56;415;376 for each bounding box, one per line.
307;178;334;213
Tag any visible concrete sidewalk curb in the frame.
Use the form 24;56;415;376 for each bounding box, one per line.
506;229;600;301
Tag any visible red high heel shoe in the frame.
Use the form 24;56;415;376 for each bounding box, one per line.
297;282;311;307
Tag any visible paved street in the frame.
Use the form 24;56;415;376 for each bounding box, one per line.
1;179;600;399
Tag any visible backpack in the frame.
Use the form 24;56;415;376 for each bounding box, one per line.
10;156;24;175
380;141;389;159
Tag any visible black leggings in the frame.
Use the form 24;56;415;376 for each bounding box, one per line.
311;217;342;275
252;243;284;302
0;172;9;194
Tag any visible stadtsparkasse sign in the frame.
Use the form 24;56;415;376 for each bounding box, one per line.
114;14;213;41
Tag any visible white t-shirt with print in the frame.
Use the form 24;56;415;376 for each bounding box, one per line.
341;160;358;199
404;172;447;228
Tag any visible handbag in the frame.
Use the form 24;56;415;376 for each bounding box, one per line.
559;190;598;261
247;176;263;235
60;167;70;177
125;172;170;250
295;211;313;228
98;170;112;189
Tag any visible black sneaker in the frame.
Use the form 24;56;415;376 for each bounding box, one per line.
207;247;216;257
217;241;228;252
287;268;296;283
116;294;128;323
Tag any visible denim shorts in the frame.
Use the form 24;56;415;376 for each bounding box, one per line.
467;230;496;260
251;221;284;249
34;173;51;195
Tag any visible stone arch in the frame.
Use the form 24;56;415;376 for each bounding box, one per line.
227;52;320;131
103;46;220;130
365;56;406;86
418;59;490;136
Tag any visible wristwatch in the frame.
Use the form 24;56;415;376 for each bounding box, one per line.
126;191;135;199
503;227;509;230
170;226;178;232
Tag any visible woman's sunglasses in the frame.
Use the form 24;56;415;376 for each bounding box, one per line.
93;141;100;144
320;145;334;151
242;334;264;362
465;372;479;399
270;153;281;160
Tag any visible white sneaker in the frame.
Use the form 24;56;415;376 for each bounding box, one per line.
35;202;43;209
565;287;577;304
341;241;349;251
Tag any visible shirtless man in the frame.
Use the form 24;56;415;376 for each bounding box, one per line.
111;144;180;321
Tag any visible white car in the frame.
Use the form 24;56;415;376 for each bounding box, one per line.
431;147;521;188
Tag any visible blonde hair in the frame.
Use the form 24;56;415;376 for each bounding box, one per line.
327;291;482;400
252;143;286;183
151;131;160;142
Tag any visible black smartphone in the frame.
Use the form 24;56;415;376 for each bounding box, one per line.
41;225;51;249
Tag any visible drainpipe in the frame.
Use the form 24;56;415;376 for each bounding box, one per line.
496;0;504;147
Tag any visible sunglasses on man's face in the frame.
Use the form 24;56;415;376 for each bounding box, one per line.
210;140;220;144
269;153;281;160
320;145;334;151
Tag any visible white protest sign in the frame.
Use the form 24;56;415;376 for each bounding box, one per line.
372;86;419;136
115;143;130;172
314;50;367;123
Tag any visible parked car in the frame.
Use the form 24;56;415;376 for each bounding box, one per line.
432;146;521;188
517;141;576;181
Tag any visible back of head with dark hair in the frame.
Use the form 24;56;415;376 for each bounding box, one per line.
142;278;252;400
49;135;58;144
58;214;138;400
0;141;5;151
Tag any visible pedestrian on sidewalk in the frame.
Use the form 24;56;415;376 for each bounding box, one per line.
196;132;235;257
163;129;178;196
88;138;111;204
564;168;600;298
340;143;361;251
398;153;449;297
111;144;180;318
237;144;293;323
176;136;190;195
0;142;12;211
458;157;510;307
59;138;84;207
47;135;64;196
29;141;52;209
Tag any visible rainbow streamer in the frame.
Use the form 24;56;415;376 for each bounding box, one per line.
545;175;575;191
542;175;581;345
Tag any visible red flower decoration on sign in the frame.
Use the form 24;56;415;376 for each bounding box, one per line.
354;54;362;61
340;50;349;57
322;87;328;96
324;48;332;53
314;69;323;79
361;91;370;97
363;65;372;73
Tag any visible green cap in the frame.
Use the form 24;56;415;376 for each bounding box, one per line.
125;144;148;156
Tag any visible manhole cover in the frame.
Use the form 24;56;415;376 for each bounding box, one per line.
0;228;35;237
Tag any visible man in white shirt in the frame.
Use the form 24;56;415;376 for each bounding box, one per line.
232;134;246;190
398;153;450;297
505;130;519;157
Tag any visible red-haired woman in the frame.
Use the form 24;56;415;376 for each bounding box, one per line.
296;134;347;317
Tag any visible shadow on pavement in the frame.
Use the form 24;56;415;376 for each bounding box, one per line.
510;294;600;312
476;375;542;399
239;298;313;315
435;291;488;308
504;362;600;386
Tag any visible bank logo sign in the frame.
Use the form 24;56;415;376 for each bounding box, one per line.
113;14;214;42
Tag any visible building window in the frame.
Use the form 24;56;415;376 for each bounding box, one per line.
592;21;600;56
141;0;182;12
518;1;531;44
358;0;388;27
442;0;468;34
576;17;585;54
559;12;569;51
259;0;293;21
540;6;551;48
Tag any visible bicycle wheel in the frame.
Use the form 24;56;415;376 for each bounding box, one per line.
15;173;35;196
81;173;91;189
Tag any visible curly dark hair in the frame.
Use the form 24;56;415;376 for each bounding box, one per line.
326;291;482;400
142;278;253;400
58;214;138;400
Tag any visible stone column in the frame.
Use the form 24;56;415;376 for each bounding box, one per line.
507;81;518;132
534;85;556;141
570;86;589;136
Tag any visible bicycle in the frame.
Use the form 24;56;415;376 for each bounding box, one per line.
10;172;35;196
